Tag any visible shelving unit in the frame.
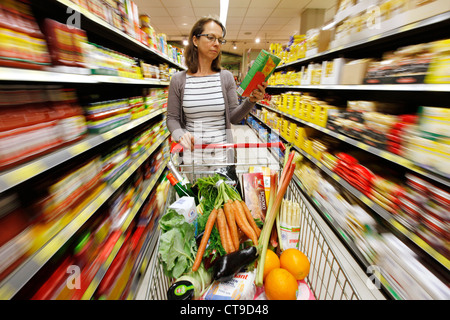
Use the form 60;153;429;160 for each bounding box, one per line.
247;111;449;299
276;10;450;70
257;103;449;188
245;11;450;298
0;0;185;300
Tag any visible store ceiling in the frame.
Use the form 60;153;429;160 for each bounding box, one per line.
134;0;336;54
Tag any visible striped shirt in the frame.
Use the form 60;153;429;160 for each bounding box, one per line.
183;73;227;164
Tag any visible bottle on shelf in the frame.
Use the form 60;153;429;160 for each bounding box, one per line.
166;172;198;205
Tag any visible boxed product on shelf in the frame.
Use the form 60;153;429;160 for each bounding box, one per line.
101;143;131;183
0;87;87;171
0;0;51;69
341;59;373;84
321;58;348;85
42;18;89;68
425;39;450;84
364;41;434;84
83;98;132;134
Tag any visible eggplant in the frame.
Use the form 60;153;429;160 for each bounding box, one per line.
213;246;258;282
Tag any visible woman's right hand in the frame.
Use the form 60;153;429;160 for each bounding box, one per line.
179;131;195;152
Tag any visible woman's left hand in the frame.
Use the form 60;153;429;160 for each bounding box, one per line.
249;82;267;103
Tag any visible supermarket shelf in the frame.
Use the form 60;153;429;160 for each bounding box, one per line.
48;0;186;70
291;174;399;300
266;84;450;93
81;160;168;300
0;133;169;300
0;108;167;194
247;119;389;299
276;11;450;70
0;67;171;85
256;103;450;188
248;112;450;271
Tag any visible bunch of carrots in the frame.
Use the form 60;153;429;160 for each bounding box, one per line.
191;149;297;279
192;178;261;272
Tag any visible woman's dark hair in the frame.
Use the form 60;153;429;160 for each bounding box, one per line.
184;16;226;74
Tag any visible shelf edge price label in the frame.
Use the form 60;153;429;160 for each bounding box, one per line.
69;141;91;156
4;160;47;186
356;142;370;151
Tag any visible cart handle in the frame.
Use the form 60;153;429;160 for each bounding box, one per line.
170;141;285;154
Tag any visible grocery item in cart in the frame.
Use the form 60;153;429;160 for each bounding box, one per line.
241;172;267;221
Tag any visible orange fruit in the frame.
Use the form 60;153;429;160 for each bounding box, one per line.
279;248;310;280
263;249;280;280
264;268;298;300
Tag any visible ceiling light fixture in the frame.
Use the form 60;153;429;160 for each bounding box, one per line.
220;0;229;29
233;42;237;50
182;37;188;46
255;38;260;43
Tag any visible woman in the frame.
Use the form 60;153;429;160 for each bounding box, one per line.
167;16;267;166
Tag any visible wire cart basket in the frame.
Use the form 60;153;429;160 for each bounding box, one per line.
141;142;382;300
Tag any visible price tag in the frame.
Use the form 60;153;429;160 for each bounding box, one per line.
357;142;370;151
380;151;395;161
400;22;418;33
360;195;372;207
337;134;346;141
390;219;408;234
368;34;381;42
69;141;91;156
0;282;16;300
331;173;340;181
4;161;47;186
102;130;115;141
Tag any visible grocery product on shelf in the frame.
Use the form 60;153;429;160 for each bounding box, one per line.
0;0;51;69
0;86;87;171
293;155;449;299
42;18;88;68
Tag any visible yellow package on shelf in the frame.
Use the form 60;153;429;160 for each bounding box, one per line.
425;39;450;84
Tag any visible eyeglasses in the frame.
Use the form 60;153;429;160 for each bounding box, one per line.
196;34;227;45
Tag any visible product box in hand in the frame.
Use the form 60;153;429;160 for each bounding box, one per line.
237;50;281;97
241;173;267;221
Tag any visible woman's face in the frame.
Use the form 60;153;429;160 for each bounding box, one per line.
193;21;223;61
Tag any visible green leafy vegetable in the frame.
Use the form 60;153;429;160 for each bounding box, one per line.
159;209;197;278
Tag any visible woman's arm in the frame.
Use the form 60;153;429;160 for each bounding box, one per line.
166;72;187;142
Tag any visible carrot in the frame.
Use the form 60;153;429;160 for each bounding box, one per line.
224;217;235;252
239;200;261;237
223;200;240;250
217;208;233;254
232;199;258;245
193;208;217;271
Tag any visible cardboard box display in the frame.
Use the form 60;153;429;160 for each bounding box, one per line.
341;59;373;84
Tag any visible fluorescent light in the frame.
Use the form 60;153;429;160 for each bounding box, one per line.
220;0;229;28
255;38;260;43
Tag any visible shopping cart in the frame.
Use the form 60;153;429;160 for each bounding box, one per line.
142;142;376;300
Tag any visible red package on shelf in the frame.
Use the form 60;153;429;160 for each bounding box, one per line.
42;19;78;67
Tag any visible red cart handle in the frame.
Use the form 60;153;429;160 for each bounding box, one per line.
170;141;285;154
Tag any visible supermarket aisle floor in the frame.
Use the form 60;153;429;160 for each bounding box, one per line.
135;123;280;300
